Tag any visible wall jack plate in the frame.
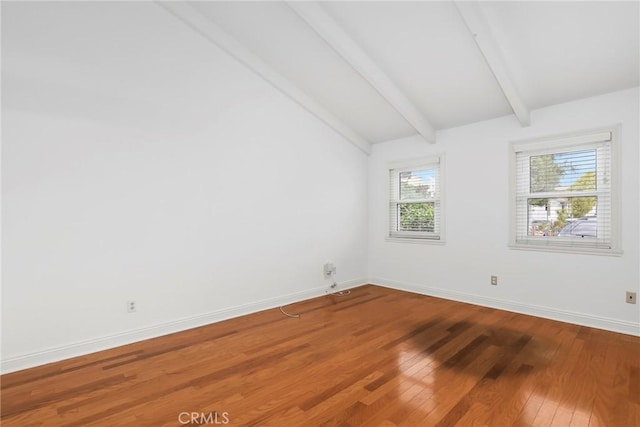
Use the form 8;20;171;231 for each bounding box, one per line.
626;292;637;304
323;263;335;278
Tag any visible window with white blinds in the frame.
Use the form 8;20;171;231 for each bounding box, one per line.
511;128;619;254
389;157;443;241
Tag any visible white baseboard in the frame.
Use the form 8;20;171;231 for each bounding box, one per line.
369;277;640;337
0;278;367;374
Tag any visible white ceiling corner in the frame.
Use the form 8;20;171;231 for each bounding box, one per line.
186;1;418;144
157;1;371;154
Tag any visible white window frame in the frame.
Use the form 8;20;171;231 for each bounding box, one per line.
509;126;621;255
387;155;445;243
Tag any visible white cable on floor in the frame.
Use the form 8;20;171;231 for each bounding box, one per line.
329;270;351;296
279;305;301;318
279;268;352;318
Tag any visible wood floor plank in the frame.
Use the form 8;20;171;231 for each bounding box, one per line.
2;285;638;426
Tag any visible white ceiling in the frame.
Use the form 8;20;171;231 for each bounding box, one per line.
187;1;639;145
3;1;638;150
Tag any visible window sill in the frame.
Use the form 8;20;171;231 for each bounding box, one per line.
386;236;446;245
509;243;622;257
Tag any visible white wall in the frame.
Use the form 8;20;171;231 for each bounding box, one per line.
1;2;368;372
2;2;638;375
369;88;640;335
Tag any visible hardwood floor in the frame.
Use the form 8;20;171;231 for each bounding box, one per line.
2;285;639;426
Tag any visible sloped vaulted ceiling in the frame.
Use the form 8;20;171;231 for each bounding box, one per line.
159;2;639;151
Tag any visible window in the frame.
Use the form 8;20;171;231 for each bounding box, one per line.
388;156;443;241
510;127;619;254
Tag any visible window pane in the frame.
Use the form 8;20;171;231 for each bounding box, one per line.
398;203;434;232
399;169;436;200
530;149;596;193
527;197;597;237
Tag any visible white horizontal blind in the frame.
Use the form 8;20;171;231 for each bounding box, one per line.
389;159;441;240
514;131;613;250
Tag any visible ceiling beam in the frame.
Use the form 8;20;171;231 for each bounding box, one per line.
155;1;371;155
288;2;437;143
454;1;531;127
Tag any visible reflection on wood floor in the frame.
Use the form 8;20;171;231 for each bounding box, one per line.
2;285;639;426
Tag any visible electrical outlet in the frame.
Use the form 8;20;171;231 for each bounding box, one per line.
490;275;498;286
323;263;335;278
127;301;137;313
626;292;637;304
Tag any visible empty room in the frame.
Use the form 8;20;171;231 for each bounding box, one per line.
1;1;639;426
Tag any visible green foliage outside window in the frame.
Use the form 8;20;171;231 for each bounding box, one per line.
399;203;434;232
